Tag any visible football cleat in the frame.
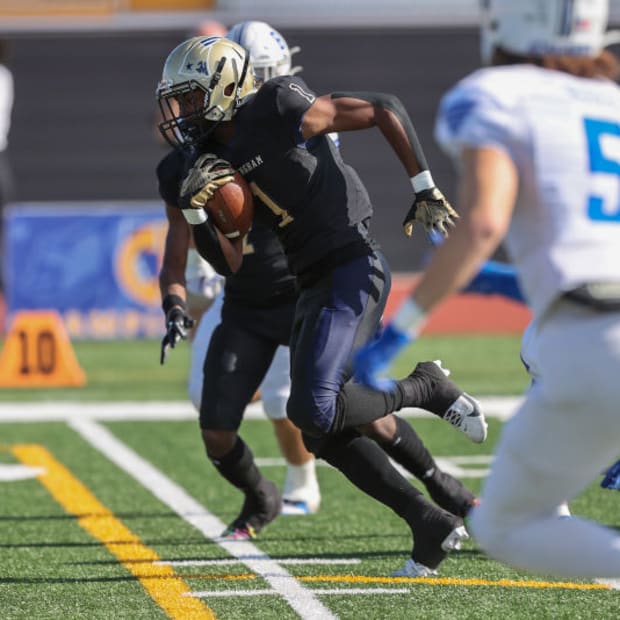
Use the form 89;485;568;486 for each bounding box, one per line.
392;558;438;578
442;394;487;443
410;361;488;443
393;525;469;577
281;499;319;516
409;507;469;570
221;479;282;539
220;524;257;540
280;461;321;516
441;525;469;551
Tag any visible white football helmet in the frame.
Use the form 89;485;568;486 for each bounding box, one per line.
480;0;611;64
156;36;256;146
226;21;301;83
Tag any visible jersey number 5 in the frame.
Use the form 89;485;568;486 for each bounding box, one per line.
584;117;620;222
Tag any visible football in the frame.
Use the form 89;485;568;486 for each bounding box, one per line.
206;172;254;239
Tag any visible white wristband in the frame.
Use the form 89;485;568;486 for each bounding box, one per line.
411;170;435;193
182;208;208;225
391;297;427;336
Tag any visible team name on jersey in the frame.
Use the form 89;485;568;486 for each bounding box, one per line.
238;155;264;175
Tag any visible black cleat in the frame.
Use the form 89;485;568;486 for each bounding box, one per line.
406;360;488;443
409;505;469;570
221;479;282;540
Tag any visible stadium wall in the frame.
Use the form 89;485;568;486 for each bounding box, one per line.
2;24;539;336
5;26;480;273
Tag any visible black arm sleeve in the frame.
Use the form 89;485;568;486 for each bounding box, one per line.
330;91;429;171
192;219;234;277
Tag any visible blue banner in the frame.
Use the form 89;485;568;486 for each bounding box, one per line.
4;202;168;339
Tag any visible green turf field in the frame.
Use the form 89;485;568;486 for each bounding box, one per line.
0;334;528;401
1;335;619;619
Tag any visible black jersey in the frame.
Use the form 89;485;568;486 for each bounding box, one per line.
203;76;378;282
156;148;297;307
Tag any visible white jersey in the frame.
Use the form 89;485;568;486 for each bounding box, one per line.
436;65;620;318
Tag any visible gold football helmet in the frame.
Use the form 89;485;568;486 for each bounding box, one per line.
156;36;256;146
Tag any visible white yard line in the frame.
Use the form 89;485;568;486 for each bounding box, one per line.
157;558;362;567
188;588;411;598
0;396;524;423
595;579;620;590
0;464;46;481
68;417;336;620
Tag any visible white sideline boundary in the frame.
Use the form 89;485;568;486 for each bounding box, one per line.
0;396;523;423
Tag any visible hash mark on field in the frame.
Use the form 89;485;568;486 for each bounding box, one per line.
11;444;214;620
157;558;362;567
188;588;411;598
0;464;46;481
69;418;336;620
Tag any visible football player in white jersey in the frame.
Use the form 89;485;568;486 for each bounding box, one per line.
355;0;620;577
182;21;322;516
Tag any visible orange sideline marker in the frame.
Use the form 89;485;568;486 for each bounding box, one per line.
0;310;86;387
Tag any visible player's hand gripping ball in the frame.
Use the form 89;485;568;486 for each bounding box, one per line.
180;154;254;239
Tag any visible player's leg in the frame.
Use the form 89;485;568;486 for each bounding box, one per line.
360;414;477;517
470;304;620;576
287;251;391;436
262;345;321;514
200;316;281;540
289;252;466;574
313;429;467;576
288;252;486;441
188;292;224;410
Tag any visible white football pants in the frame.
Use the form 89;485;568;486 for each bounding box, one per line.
470;299;620;577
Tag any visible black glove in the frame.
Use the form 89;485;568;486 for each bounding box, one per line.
402;187;459;238
160;307;195;365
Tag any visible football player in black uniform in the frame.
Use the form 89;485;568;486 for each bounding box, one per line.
156;36;486;576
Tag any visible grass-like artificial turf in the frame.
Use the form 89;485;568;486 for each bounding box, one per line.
1;335;619;618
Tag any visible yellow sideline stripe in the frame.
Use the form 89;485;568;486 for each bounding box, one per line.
182;572;610;592
11;444;215;620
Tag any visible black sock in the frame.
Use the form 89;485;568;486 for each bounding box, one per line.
317;430;433;524
380;416;436;480
208;436;262;494
399;361;461;414
334;382;407;431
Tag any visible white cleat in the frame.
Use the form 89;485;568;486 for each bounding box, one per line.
392;525;469;578
281;498;321;515
441;525;469;551
442;394;488;444
413;360;488;443
392;558;438;577
281;462;321;516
